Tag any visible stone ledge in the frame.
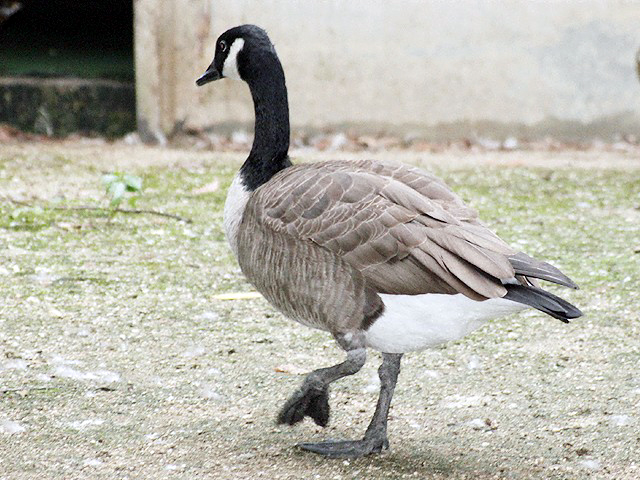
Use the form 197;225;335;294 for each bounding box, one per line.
0;76;135;137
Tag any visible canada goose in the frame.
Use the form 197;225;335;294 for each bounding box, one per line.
196;25;582;458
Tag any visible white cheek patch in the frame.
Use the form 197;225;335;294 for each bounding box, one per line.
222;38;245;80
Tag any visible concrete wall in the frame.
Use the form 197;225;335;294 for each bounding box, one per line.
134;0;640;141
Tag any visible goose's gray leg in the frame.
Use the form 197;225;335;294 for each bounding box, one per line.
298;352;403;458
277;348;367;427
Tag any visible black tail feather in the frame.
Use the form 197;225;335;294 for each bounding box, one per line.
504;284;583;323
509;252;579;289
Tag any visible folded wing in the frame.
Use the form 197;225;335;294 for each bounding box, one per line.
248;160;524;301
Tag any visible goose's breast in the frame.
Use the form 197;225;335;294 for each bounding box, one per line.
224;174;252;256
365;293;526;353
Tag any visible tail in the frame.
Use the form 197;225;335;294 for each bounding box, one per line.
504;252;582;322
508;252;578;289
503;284;583;323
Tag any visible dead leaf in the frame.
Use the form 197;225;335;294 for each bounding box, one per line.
56;222;82;231
48;307;64;318
192;179;220;195
274;364;308;375
212;292;262;300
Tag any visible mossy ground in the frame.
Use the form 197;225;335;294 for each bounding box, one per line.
1;143;639;479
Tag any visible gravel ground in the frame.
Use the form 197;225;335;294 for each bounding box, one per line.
1;143;639;479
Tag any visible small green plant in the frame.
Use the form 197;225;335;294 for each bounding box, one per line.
101;173;143;208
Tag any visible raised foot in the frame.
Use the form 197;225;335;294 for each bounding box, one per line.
277;386;330;427
297;437;389;458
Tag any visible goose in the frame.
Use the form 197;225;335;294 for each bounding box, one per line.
196;24;582;458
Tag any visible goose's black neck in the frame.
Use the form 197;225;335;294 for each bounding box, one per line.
240;54;292;191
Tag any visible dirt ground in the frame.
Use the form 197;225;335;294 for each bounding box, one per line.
1;142;639;479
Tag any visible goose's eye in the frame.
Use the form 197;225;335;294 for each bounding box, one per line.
219;40;227;52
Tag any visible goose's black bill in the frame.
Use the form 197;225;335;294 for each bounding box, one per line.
196;68;221;86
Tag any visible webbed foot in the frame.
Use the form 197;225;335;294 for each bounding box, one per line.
276;349;366;428
277;385;330;427
297;435;389;458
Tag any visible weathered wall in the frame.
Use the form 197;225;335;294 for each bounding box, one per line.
134;0;640;141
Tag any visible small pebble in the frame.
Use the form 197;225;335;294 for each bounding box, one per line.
579;459;601;471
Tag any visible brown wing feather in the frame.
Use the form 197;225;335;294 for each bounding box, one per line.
249;159;516;300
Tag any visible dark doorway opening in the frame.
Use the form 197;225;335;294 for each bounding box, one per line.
1;0;134;80
0;1;135;136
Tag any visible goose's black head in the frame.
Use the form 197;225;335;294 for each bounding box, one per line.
196;24;277;86
196;25;291;191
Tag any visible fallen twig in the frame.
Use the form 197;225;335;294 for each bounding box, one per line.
1;386;61;394
3;196;192;223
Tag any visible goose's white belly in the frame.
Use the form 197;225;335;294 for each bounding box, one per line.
365;293;526;353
